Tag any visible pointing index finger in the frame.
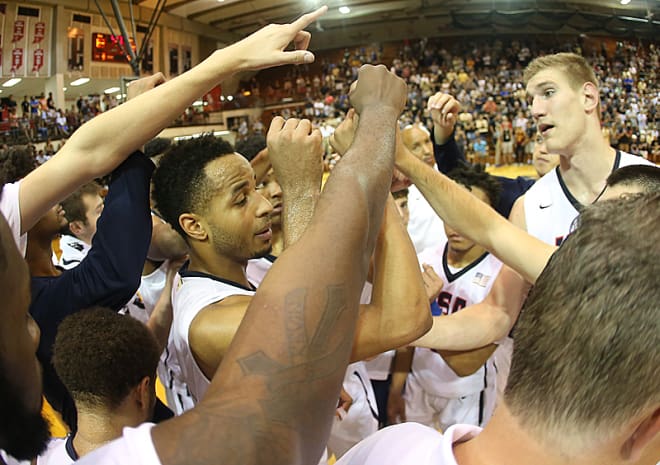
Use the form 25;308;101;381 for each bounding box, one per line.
290;5;328;32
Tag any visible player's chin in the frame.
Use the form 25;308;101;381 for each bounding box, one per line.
252;243;273;259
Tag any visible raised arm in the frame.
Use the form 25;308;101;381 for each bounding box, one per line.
268;117;323;248
18;6;327;235
427;92;467;173
396;142;553;284
351;196;431;362
150;63;408;465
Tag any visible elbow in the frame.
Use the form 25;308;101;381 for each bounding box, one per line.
391;301;433;347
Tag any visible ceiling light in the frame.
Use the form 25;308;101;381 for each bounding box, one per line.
63;87;68;92
620;0;631;4
192;100;203;106
226;95;234;101
104;87;120;94
70;77;90;86
339;6;350;14
2;78;22;87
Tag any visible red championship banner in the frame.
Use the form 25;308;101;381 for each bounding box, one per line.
33;22;45;44
12;19;24;42
32;48;44;72
11;47;23;72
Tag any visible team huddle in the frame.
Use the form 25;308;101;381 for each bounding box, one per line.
0;6;658;465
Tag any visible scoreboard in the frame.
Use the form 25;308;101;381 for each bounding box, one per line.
92;32;136;63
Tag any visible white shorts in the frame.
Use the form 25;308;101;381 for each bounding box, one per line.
403;374;483;431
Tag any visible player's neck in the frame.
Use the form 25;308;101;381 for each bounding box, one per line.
73;405;134;459
557;132;616;205
25;234;60;277
454;403;611;465
446;244;486;269
188;248;250;288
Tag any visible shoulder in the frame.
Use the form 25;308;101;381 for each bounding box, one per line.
75;424;159;465
336;423;445;465
36;437;72;465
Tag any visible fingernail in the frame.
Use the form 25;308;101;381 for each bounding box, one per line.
303;52;314;63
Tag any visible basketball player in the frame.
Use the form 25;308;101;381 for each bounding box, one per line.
399;123;448;252
57;182;104;269
20;148;154;431
393;166;503;431
152;116;429;406
396;53;656;356
37;308;161;464
336;193;660;465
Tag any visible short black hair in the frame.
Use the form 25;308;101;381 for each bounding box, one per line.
144;137;172;159
53;307;160;409
606;164;660;193
447;165;501;208
152;134;235;238
235;134;266;162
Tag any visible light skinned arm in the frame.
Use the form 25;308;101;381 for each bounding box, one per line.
413;265;529;351
395;143;554;284
18;8;325;235
150;62;407;465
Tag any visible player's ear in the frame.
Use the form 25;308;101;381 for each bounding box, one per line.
619;406;660;462
582;82;599;114
179;213;208;241
68;220;83;236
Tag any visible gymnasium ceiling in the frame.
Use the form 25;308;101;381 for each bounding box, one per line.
4;0;658;101
139;0;660;47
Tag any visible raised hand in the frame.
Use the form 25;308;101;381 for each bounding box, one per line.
126;72;166;101
329;108;359;156
421;263;444;304
267;117;323;247
231;6;328;71
349;65;407;117
267;117;323;193
427;92;461;145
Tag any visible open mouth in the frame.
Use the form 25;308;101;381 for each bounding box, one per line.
538;123;554;136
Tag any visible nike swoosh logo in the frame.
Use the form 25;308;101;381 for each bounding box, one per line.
539;204;552;209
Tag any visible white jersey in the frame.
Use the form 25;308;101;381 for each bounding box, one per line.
413;243;502;397
74;423;160;465
364;350;395;381
328;362;379;459
56;234;90;270
407;183;447;253
0;450;29;465
524;151;653;245
336;422;481;465
36;436;75;465
170;265;255;405
246;255;276;287
0;181;27;256
120;262;168;324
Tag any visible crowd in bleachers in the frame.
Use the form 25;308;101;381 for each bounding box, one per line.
4;37;658;164
244;37;660;163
